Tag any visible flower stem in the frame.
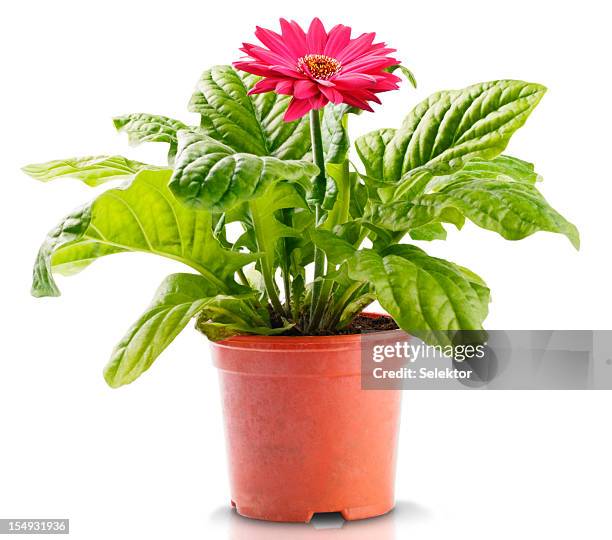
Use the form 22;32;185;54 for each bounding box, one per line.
308;109;327;331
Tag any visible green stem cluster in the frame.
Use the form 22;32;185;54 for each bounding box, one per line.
249;199;285;316
255;108;370;333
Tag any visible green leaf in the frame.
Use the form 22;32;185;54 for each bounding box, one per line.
321;104;350;164
423;155;541;195
356;80;547;184
290;274;306;320
103;273;219;388
425;178;579;248
195;296;290;340
113;113;188;163
310;229;357;265
323;161;352;228
370;198;466;234
346;245;490;343
409;222;447;241
361;221;397;251
32;169;255;297
455;264;491;310
248;182;311;291
168;129;318;212
325;264;370;325
320;174;338;211
386;64;418;89
370;157;579;249
189;66;311;159
32;205;93;297
336;292;376;328
431;155;541;188
22;156;154;187
349;179;368;220
354;128;396;184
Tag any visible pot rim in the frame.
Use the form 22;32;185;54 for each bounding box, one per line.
211;312;405;353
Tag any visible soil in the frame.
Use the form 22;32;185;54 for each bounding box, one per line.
337;314;399;335
270;309;399;336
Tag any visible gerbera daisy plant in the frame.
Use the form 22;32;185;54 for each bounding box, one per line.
23;18;578;387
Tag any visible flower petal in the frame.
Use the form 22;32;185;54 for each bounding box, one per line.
319;85;343;104
370;72;402;91
280;18;308;58
309;94;328;110
333;73;378;88
336;32;376;63
339;92;374;112
369;44;397;55
248;78;280;94
241;43;295;68
268;64;306;78
358;89;382;104
275;80;294;94
324;24;352;57
255;26;295;59
342;56;398;73
233;61;277;77
284;97;313;121
306;17;328;54
294;80;319;99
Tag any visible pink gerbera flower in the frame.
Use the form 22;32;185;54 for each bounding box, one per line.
234;18;402;122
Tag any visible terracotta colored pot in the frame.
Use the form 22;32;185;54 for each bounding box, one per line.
210;316;403;523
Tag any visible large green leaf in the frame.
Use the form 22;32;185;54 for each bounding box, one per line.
189;66;311;159
311;231;490;342
369;157;579;248
22;156;154;187
425;180;579;248
169;129;318;212
113;113;188;162
32;169;255;297
347;245;490;343
429;155;541;188
103;273;219;388
356;80;547;185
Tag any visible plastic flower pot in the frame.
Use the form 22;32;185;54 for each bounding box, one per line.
210;314;403;523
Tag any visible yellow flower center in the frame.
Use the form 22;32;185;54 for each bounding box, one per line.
297;54;342;80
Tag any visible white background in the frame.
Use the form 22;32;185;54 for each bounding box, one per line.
1;0;611;538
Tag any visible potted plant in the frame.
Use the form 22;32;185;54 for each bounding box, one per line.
23;18;578;522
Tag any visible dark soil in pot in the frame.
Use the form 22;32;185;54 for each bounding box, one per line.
268;311;399;336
